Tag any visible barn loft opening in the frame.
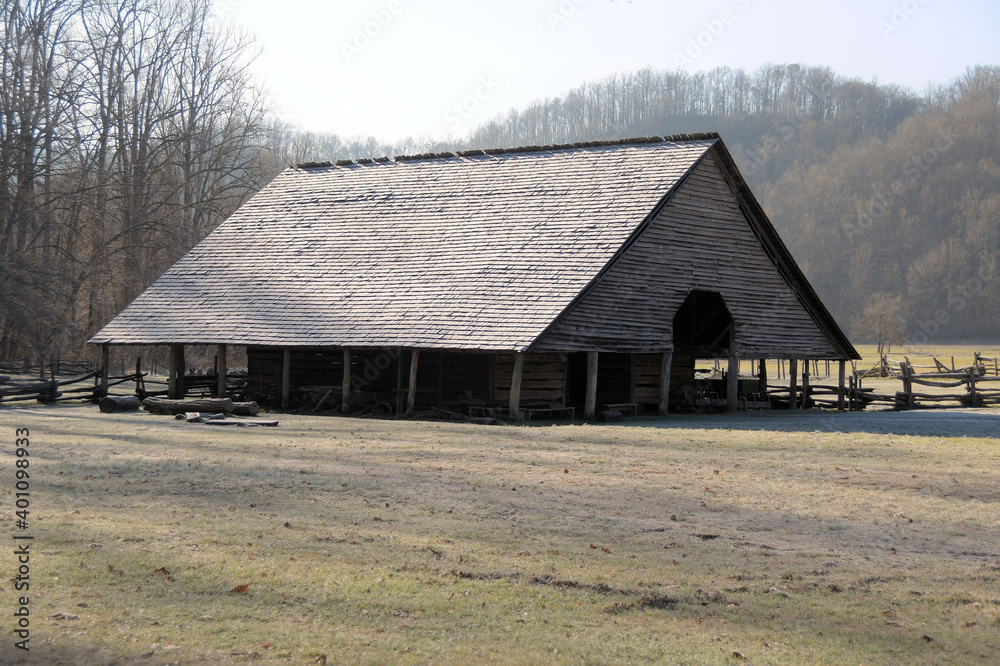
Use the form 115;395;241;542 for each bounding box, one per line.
672;290;733;357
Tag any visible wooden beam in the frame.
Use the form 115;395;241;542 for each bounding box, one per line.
802;362;811;409
395;348;404;415
658;351;673;415
169;344;185;399
727;356;739;413
406;349;419;416
584;351;598;420
281;348;291;409
216;344;227;398
758;358;767;392
509;352;525;421
342;348;352;413
837;360;846;411
788;359;798;410
100;343;110;398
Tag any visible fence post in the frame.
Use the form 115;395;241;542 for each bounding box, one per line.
968;367;978;407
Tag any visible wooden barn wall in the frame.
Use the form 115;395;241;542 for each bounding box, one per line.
533;152;842;359
248;347;346;391
248;347;491;409
493;353;567;405
411;351;490;410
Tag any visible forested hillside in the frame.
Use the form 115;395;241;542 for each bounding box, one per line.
1;1;996;360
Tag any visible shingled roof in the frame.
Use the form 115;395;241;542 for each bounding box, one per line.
90;133;856;358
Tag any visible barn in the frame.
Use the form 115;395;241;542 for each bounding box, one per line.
89;133;859;418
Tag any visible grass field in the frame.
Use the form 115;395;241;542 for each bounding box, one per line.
1;404;998;664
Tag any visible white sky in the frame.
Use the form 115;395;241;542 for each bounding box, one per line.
215;0;1000;143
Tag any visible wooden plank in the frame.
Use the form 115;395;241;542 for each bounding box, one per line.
407;349;419;416
217;344;228;398
509;352;525;421
342;348;351;413
727;356;738;413
584;351;598;420
658;351;673;414
789;359;798;410
281;348;291;409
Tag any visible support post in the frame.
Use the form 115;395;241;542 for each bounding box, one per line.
837;360;846;411
100;343;110;398
802;362;811;409
584;351;598;420
395;348;404;415
217;344;228;398
968;366;978;407
281;348;291;409
406;349;419;416
169;344;185;399
342;348;352;413
788;359;798;410
509;352;525;421
658;351;673;415
758;358;768;394
727;356;739;413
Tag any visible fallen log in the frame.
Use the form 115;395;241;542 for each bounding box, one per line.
99;396;142;413
142;397;236;415
231;402;260;416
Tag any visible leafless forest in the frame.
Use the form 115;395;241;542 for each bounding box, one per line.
2;0;998;361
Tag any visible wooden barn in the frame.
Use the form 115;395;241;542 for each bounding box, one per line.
90;133;859;418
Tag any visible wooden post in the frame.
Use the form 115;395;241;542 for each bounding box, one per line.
406;349;419;416
281;348;291;409
100;343;110;398
837;360;846;411
342;348;352;413
169;344;186;399
788;359;798;410
395;348;404;415
217;345;228;398
802;362;811;409
509;352;525;421
727;356;738;413
968;366;978;407
135;357;142;395
758;358;767;392
584;351;598;420
658;351;673;415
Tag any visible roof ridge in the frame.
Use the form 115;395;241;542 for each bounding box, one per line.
299;133;721;168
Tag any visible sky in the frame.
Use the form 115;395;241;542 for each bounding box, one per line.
214;0;1000;143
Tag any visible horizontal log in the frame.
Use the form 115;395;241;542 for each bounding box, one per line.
99;396;142;413
142;397;236;415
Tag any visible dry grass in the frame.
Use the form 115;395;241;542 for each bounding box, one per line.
1;405;999;664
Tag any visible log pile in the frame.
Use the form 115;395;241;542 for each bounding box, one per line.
141;397;260;416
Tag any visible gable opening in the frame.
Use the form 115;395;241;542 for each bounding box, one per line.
672;290;733;357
